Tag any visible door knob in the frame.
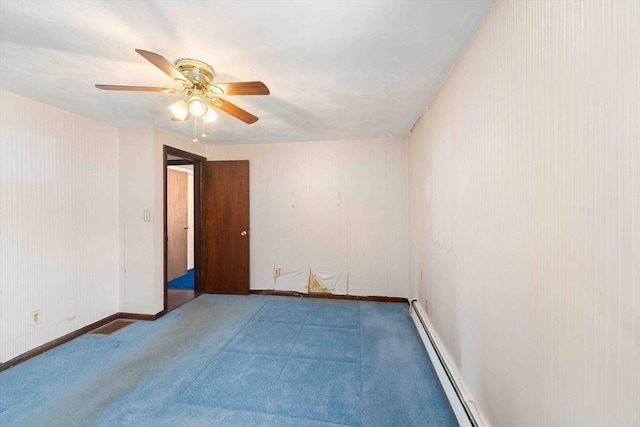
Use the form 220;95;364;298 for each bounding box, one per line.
184;225;189;230
240;230;248;237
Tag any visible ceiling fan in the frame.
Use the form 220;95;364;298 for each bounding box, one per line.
96;49;269;138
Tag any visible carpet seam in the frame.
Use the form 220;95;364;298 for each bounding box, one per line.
276;311;310;380
176;299;359;426
221;350;360;364
3;296;456;426
173;297;271;402
299;323;360;331
175;402;358;427
250;319;359;330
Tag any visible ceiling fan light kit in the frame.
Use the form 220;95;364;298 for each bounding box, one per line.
202;108;219;123
169;99;189;121
95;49;270;141
187;96;207;116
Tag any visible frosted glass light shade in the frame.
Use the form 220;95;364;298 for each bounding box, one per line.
203;108;219;123
168;100;189;121
188;97;207;117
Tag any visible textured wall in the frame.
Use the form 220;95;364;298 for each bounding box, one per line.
0;91;119;363
408;1;639;426
208;136;409;298
118;128;205;315
118;128;156;313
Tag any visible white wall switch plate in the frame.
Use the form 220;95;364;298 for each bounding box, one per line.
31;310;42;325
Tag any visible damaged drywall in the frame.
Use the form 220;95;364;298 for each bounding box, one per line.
208;137;409;298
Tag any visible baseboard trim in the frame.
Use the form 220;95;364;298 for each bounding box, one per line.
0;291;403;373
0;310;163;372
250;289;408;303
119;311;163;321
409;299;484;427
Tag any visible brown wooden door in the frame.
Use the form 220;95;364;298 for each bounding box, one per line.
202;160;250;294
167;168;188;281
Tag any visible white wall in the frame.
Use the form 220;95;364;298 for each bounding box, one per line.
0;91;119;363
208;136;409;298
118;128;205;314
408;1;639;426
118;128;155;313
0;91;205;361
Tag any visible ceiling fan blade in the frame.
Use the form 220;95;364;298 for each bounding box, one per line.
212;81;270;96
135;49;191;85
210;98;258;124
95;84;176;92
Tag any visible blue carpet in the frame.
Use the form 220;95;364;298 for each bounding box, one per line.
168;269;194;289
0;295;457;426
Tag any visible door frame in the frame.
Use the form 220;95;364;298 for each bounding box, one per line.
163;145;206;313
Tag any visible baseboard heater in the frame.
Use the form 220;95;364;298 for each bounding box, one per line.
409;299;481;427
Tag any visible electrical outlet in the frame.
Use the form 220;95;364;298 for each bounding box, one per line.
31;310;42;325
274;268;281;278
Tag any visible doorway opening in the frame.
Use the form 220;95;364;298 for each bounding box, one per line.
164;146;206;313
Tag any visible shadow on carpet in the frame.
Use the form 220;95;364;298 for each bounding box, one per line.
0;295;457;427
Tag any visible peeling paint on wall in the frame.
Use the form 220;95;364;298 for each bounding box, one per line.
308;271;331;294
208;137;409;298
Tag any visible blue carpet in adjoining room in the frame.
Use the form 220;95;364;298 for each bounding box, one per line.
0;295;457;427
168;268;194;289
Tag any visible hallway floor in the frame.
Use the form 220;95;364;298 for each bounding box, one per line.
167;288;196;312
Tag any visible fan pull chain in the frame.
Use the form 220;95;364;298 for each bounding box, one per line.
192;117;198;143
201;120;207;138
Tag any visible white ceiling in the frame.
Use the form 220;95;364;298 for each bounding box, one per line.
0;0;494;145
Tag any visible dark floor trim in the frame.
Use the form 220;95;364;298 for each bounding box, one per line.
0;313;118;372
120;311;163;321
0;291;402;372
250;290;408;303
0;310;163;372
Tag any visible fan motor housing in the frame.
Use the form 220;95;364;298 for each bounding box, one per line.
175;58;215;89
